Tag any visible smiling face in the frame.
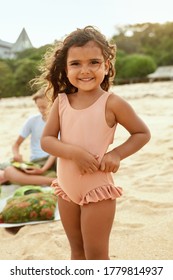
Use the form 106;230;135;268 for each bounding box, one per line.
66;41;110;93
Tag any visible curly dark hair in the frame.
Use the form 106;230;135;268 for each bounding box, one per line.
35;26;116;103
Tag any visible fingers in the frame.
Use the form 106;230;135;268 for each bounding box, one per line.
99;152;120;173
13;156;23;162
94;154;99;160
51;181;59;195
112;166;119;173
100;161;105;171
85;154;100;173
24;168;42;175
81;165;98;175
76;152;100;175
54;187;59;195
80;159;99;175
100;162;119;173
24;169;34;174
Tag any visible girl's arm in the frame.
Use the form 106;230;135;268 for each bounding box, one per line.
100;94;151;172
24;155;56;175
12;136;25;162
41;97;99;174
40;155;56;172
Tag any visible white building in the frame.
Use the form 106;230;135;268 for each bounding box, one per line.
0;28;33;59
147;66;173;81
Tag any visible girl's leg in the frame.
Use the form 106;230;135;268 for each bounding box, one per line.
4;166;54;186
81;199;116;260
57;196;86;260
0;170;7;184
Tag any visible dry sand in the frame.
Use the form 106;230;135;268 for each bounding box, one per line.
0;81;173;260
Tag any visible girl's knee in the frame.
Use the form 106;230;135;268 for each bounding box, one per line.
4;166;14;180
84;240;109;259
84;246;109;260
71;250;86;260
70;242;86;260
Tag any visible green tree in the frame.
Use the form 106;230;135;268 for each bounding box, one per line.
115;54;156;83
12;58;40;96
15;45;50;60
114;50;127;83
112;22;173;66
0;60;14;98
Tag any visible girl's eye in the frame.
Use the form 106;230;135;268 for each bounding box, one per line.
89;60;103;71
91;60;100;65
70;62;80;66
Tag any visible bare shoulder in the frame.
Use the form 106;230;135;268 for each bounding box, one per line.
46;96;60;123
107;92;132;111
107;92;150;135
105;92;131;127
50;95;60;111
43;96;60;137
54;95;60;104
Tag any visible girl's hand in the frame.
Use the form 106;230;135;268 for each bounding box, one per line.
13;154;23;162
51;180;59;196
73;148;99;175
24;167;44;175
100;150;120;173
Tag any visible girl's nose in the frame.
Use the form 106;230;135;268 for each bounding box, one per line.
80;64;90;74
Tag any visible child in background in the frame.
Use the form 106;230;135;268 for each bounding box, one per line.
39;26;150;259
4;88;56;186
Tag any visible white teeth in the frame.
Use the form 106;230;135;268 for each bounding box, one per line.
80;78;92;81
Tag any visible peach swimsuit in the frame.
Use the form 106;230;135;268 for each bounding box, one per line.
53;92;122;205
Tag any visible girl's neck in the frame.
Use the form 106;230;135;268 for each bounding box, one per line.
76;87;105;97
67;89;106;110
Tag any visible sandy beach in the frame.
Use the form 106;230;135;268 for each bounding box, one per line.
0;81;173;260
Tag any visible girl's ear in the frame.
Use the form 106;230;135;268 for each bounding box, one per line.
105;59;110;75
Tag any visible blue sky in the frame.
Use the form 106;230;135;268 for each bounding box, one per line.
1;0;173;47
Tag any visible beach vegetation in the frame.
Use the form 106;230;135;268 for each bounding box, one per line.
115;53;156;84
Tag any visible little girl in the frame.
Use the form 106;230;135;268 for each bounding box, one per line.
40;26;151;260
